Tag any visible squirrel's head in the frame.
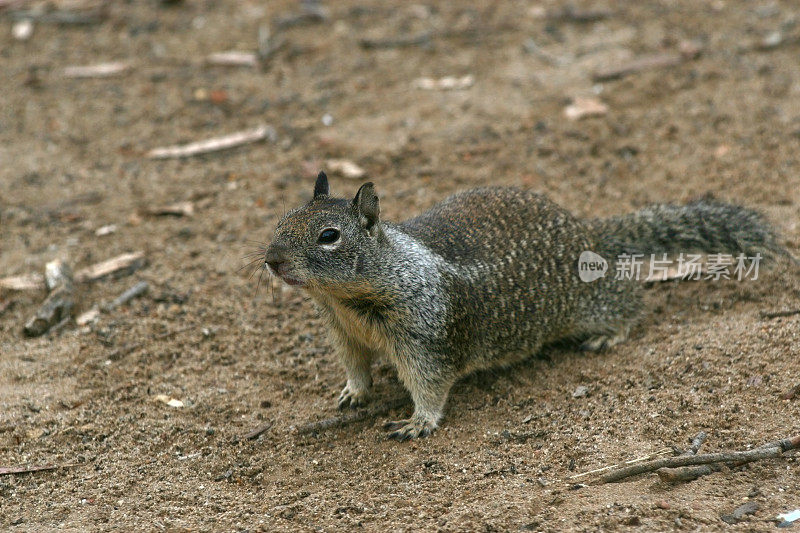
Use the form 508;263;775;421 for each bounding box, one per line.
264;171;383;292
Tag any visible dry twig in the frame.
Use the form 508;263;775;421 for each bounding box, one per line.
0;463;81;476
759;308;800;319
595;434;799;484
146;125;275;159
244;421;273;440
102;281;149;312
295;396;411;435
63;62;130;79
23;260;74;337
657;431;713;482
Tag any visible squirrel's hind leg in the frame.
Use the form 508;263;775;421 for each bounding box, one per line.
573;279;642;352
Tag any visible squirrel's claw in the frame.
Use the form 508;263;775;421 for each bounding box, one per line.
337;384;369;409
384;417;435;441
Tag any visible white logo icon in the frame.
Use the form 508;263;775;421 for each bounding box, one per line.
578;251;607;282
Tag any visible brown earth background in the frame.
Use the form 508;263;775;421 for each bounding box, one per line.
1;0;800;531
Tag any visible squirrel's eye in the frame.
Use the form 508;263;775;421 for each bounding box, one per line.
318;228;340;245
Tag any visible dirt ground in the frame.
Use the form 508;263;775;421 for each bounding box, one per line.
2;0;800;530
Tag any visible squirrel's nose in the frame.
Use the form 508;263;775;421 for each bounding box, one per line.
265;245;289;272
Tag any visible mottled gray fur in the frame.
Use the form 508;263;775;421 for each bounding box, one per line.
263;172;788;440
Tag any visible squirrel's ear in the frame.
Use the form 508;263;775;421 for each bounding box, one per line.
313;171;329;198
352;182;380;233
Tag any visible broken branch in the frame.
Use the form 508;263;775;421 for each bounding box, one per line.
759;308;800;319
595;434;800;484
295;396;411;435
23;260;74;337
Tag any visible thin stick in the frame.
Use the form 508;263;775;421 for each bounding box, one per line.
0;463;81;476
687;431;708;455
102;281;149;312
295;396;411;435
568;447;673;480
146;125;275;159
657;431;713;482
244;421;273;440
597;434;800;484
760;308;800;319
206;52;258;68
63;62;130;79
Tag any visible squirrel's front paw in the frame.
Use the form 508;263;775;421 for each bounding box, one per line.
337;383;370;409
384;416;437;441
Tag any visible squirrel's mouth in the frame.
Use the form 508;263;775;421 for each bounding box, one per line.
270;265;304;287
280;274;304;287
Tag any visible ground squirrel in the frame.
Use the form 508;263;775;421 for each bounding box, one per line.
264;172;789;440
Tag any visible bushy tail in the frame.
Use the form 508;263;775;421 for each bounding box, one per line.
588;199;794;263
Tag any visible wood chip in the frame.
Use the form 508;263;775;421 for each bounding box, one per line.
325;159;366;179
206;52;258;68
0;274;44;291
413;75;475;91
75;251;146;283
146;201;195;217
76;307;100;326
63;62;131;79
146;125;275;159
564;97;608;120
154;394;184;408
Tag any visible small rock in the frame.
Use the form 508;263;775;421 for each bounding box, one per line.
572;385;589;398
655;500;671;510
761;31;783;49
13;19;34;41
720;501;759;524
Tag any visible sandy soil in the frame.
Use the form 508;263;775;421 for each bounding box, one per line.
2;0;800;530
